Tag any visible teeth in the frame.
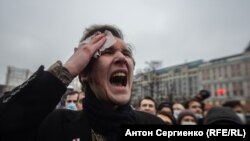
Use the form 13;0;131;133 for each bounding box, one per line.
110;71;128;87
112;72;126;77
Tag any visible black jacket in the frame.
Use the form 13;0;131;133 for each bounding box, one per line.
0;66;66;141
0;66;163;141
38;109;163;141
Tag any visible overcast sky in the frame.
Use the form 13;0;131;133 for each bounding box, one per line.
0;0;250;84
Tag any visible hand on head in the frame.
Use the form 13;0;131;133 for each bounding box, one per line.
63;33;107;77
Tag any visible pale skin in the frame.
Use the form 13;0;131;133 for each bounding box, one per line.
65;93;78;107
188;101;202;115
139;99;157;115
63;33;134;107
181;115;196;124
64;33;107;77
76;92;85;110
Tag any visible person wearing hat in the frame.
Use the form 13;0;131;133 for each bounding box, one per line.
203;107;243;125
176;110;198;125
157;101;173;115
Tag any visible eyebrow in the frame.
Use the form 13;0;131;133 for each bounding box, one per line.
104;45;135;65
66;100;77;103
106;45;132;53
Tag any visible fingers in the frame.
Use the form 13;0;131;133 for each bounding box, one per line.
90;33;106;44
63;33;107;77
91;36;106;51
78;32;106;46
78;33;106;56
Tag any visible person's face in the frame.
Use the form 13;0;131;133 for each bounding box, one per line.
188;101;202;114
180;115;197;125
173;103;185;111
87;38;134;105
76;92;85;110
65;94;78;106
139;99;156;115
181;115;196;122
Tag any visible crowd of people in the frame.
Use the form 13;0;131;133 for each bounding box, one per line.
0;24;249;141
50;85;250;126
136;93;249;125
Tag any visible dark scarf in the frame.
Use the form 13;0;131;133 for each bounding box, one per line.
83;85;136;141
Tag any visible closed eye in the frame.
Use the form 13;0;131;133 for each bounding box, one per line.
100;46;133;58
122;49;132;57
101;47;115;55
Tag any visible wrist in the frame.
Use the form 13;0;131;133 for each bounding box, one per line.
63;62;79;77
48;61;75;86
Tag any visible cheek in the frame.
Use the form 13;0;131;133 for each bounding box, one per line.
129;60;135;70
88;73;103;87
88;67;107;91
89;63;104;79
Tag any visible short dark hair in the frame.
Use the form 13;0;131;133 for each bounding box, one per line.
222;100;242;108
157;101;173;113
138;96;157;108
184;99;205;111
79;24;124;42
60;91;79;107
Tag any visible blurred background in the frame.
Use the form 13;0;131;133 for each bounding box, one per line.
0;0;250;111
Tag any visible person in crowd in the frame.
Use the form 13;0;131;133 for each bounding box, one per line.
203;107;243;125
203;103;212;117
76;91;85;110
156;111;175;125
137;96;157;115
55;86;75;109
172;102;185;119
0;24;164;141
63;91;79;111
176;110;198;125
222;100;246;124
157;101;173;115
184;99;204;124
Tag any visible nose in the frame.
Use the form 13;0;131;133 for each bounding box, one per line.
196;108;202;113
114;51;126;65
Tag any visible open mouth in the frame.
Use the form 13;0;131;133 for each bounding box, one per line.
110;72;127;87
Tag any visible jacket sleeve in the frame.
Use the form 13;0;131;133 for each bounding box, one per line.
0;65;67;135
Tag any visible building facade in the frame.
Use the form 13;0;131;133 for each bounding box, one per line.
3;66;33;93
131;47;250;108
131;60;204;106
199;49;250;106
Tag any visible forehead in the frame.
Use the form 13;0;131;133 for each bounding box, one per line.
182;115;195;120
141;99;155;105
67;94;78;99
190;101;201;106
174;104;183;108
112;37;129;50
